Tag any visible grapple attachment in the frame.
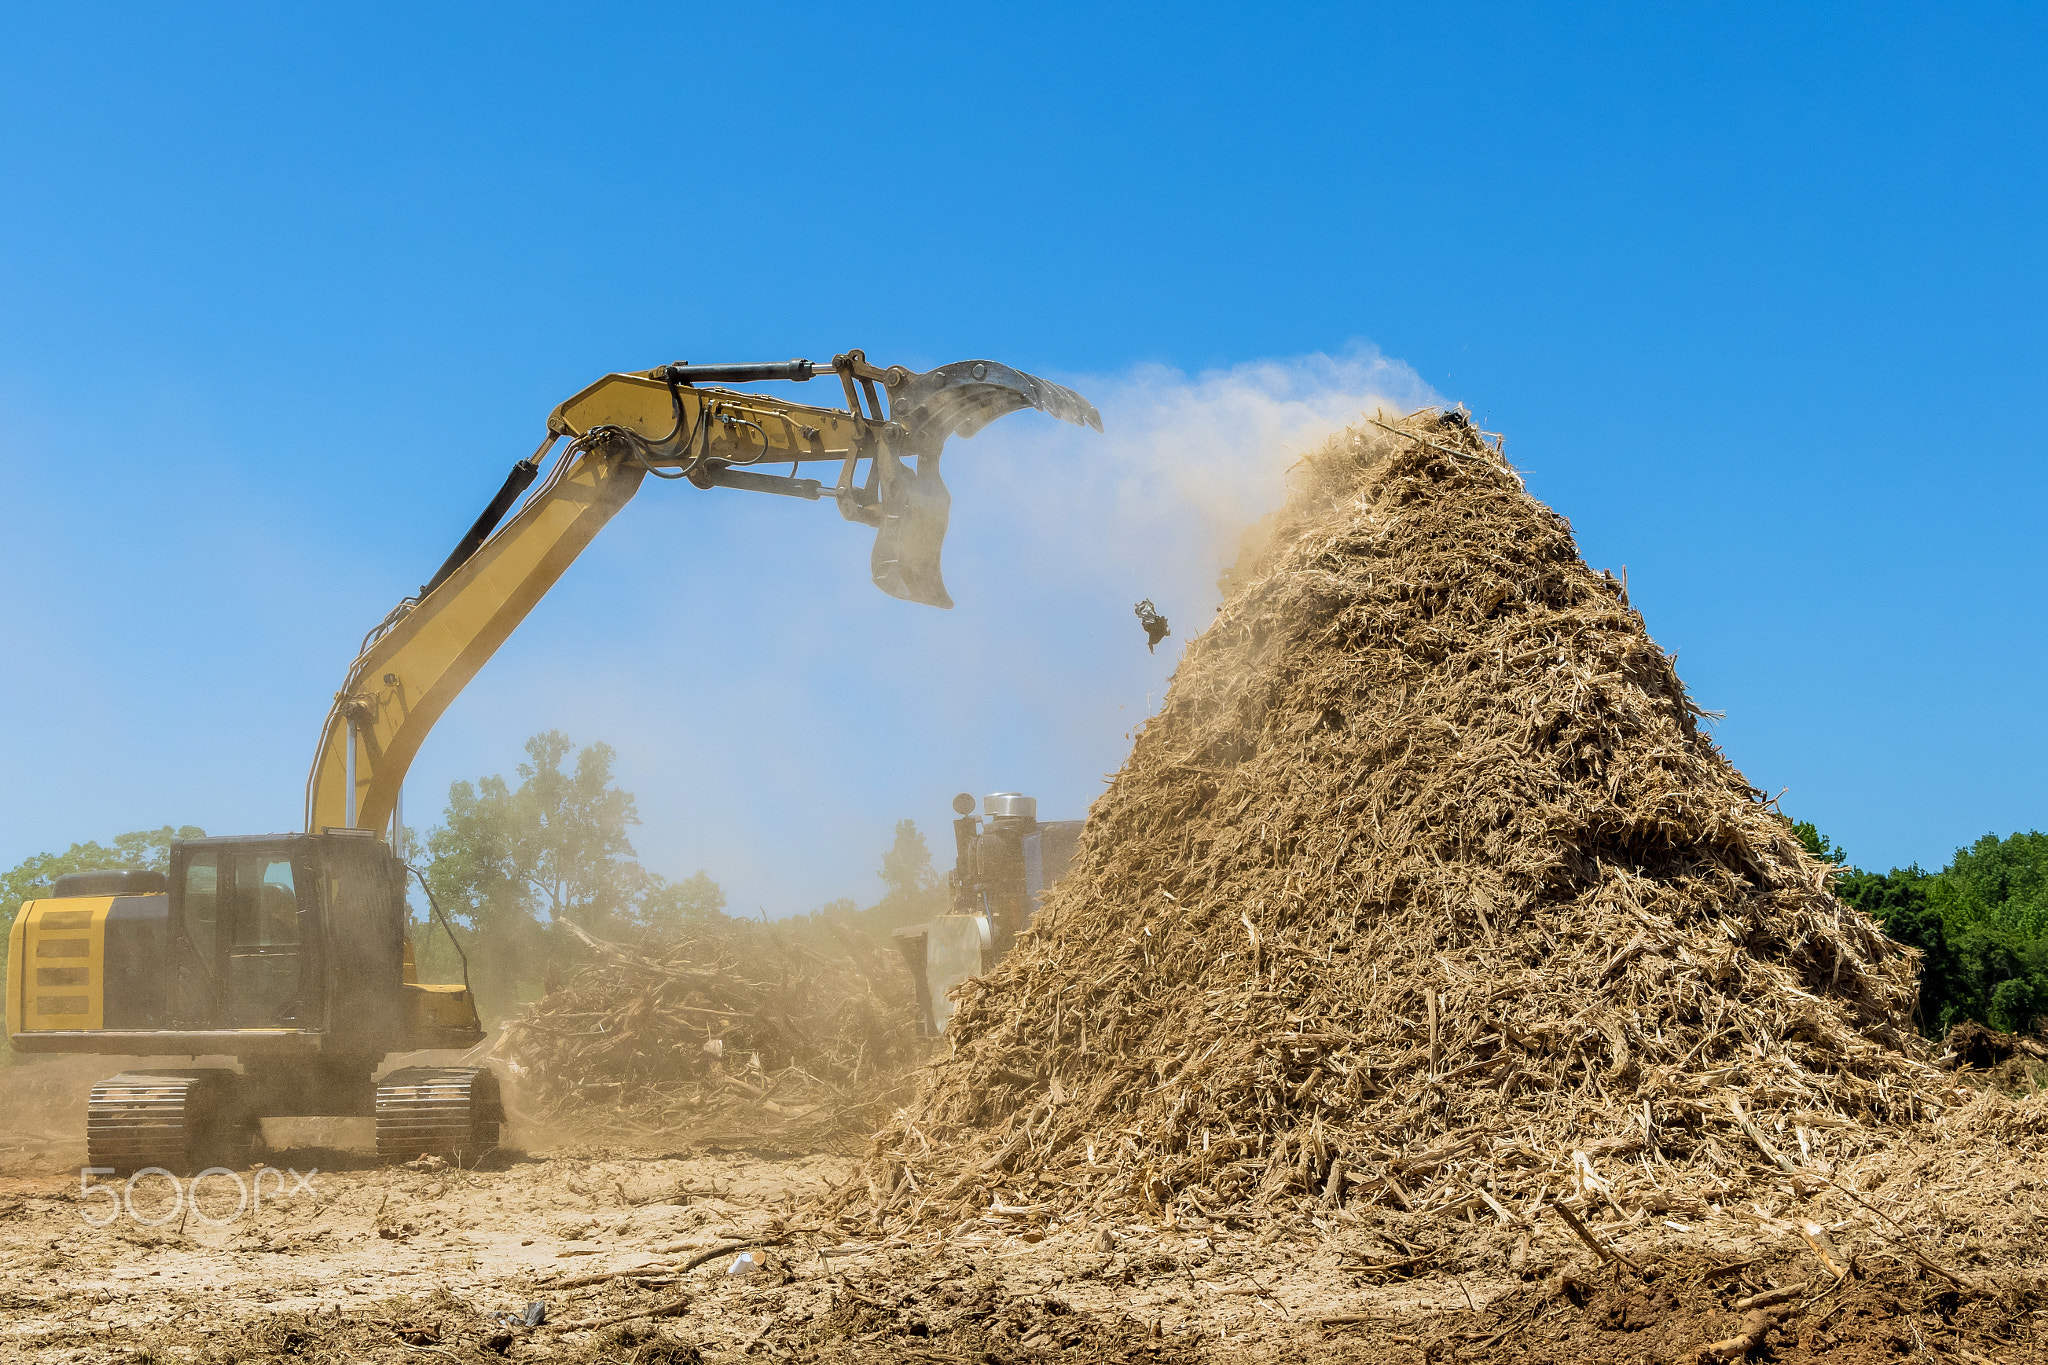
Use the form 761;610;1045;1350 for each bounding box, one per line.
869;441;956;608
890;359;1104;441
868;360;1103;609
539;349;1100;611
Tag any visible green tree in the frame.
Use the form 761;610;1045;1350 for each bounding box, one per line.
0;825;206;924
880;819;938;900
1791;820;1847;866
420;731;727;1018
1932;831;2048;941
1925;831;2048;1033
425;731;648;932
637;870;728;931
1835;863;1965;1032
870;818;947;936
1826;826;2048;1037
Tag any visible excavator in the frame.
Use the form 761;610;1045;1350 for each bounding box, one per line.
5;350;1100;1172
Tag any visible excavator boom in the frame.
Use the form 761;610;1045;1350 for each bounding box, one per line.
308;349;1098;836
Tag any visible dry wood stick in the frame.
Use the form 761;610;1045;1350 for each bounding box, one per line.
1796;1223;1848;1280
1476;1187;1522;1226
1546;1200;1639;1272
1435;1053;1509;1083
1694;1307;1774;1362
1816;1178;1976;1291
549;1295;692;1333
1340;1250;1436;1274
1725;1098;1798;1175
1730;1282;1806;1312
938;1104;1047;1199
537;1269;642;1291
1426;990;1440;1078
1367;418;1483;464
677;1236;789;1273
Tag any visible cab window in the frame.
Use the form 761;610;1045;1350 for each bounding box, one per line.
233;856;299;947
183;855;219;961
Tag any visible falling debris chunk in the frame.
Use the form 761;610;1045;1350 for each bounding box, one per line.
1133;598;1171;652
859;407;1947;1231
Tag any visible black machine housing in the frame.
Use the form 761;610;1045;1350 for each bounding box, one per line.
14;829;468;1064
893;791;1083;1036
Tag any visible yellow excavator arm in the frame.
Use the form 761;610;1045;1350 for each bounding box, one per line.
305;350;1100;836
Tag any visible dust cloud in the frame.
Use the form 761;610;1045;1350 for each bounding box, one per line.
968;343;1441;626
0;1055;165;1174
406;344;1442;920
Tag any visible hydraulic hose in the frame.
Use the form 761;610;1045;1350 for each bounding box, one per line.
420;454;544;598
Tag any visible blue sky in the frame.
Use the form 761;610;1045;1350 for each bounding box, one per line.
1;4;2041;910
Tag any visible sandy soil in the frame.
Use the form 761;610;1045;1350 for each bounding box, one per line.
5;1060;2048;1363
3;1142;2047;1363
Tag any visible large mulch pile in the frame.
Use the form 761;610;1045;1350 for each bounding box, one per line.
854;408;1966;1233
496;917;921;1151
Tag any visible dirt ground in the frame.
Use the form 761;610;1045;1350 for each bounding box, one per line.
5;1058;2048;1364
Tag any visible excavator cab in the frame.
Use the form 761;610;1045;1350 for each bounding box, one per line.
177;840;309;1030
142;832;424;1045
7;832;488;1171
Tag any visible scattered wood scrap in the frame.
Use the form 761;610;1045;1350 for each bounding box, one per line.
498;916;920;1150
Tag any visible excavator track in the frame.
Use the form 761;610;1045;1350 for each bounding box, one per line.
374;1066;502;1163
87;1071;251;1174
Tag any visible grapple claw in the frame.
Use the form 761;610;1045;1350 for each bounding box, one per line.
891;359;1103;439
866;360;1101;608
870;443;954;609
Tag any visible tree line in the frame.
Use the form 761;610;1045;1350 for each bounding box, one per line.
407;730;946;1018
4;740;2040;1047
0;731;950;1040
1794;820;2048;1036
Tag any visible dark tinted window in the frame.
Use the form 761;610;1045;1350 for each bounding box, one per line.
183;855;219;961
233;856;299;947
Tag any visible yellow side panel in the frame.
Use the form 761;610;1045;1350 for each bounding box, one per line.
13;898;111;1032
404;982;482;1048
5;900;27;1037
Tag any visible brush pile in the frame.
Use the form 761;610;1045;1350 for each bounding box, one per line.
498;917;921;1151
861;410;1958;1231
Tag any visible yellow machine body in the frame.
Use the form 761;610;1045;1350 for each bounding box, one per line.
8;898;113;1033
406;983;483;1046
